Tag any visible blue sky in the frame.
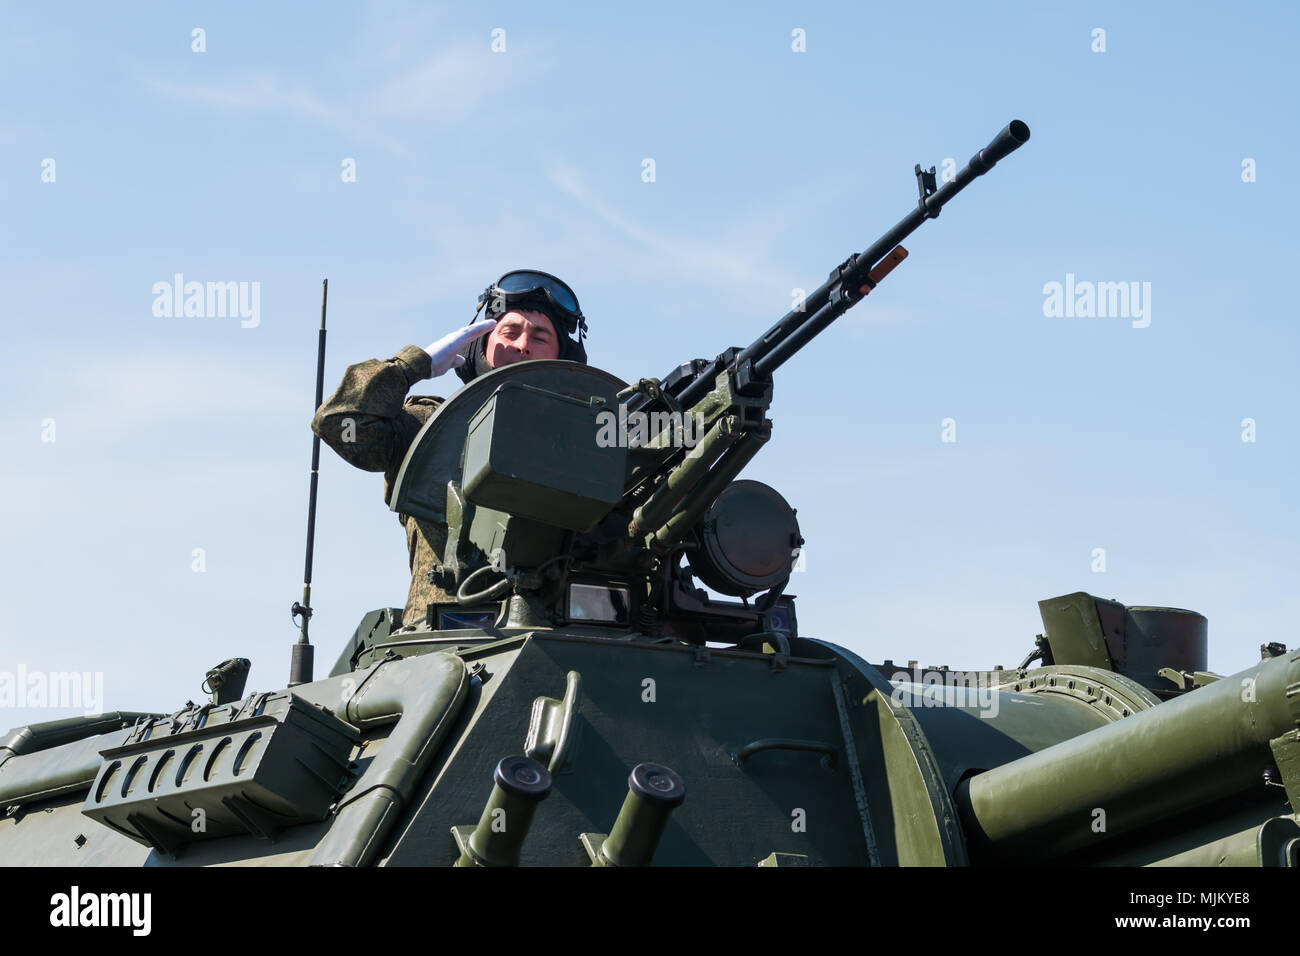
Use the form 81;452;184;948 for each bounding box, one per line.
2;1;1298;726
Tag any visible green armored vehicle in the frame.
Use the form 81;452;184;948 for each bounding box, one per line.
2;121;1297;867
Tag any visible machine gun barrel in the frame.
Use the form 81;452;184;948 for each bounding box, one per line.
674;120;1029;406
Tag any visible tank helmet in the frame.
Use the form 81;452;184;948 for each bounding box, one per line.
455;269;588;383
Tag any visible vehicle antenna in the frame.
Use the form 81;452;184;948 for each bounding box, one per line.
289;278;328;686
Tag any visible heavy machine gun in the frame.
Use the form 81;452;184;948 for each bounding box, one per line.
389;120;1031;645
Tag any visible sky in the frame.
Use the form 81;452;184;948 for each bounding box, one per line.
2;1;1298;728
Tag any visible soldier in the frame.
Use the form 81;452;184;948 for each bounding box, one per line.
312;270;589;628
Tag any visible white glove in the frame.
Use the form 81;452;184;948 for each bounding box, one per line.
424;319;497;376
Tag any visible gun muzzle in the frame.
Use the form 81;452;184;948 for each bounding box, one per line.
969;120;1030;174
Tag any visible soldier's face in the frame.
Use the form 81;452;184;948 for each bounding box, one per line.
485;309;561;366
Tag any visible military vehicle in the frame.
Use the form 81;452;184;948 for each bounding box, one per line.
2;120;1297;867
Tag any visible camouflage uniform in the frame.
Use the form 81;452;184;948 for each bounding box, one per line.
311;344;454;627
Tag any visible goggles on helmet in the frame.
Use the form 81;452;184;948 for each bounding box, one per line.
479;270;586;337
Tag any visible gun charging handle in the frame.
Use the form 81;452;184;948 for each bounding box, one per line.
454;755;553;867
594;762;686;866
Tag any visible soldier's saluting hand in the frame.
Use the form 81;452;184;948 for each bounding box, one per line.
424;319;497;377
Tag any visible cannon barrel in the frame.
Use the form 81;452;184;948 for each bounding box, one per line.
955;650;1300;862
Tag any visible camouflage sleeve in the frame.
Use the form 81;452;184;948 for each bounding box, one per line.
311;345;436;475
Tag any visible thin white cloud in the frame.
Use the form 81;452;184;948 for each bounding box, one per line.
140;38;540;156
2;351;306;449
366;47;525;122
152;69;333;119
548;162;780;288
142;70;407;154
